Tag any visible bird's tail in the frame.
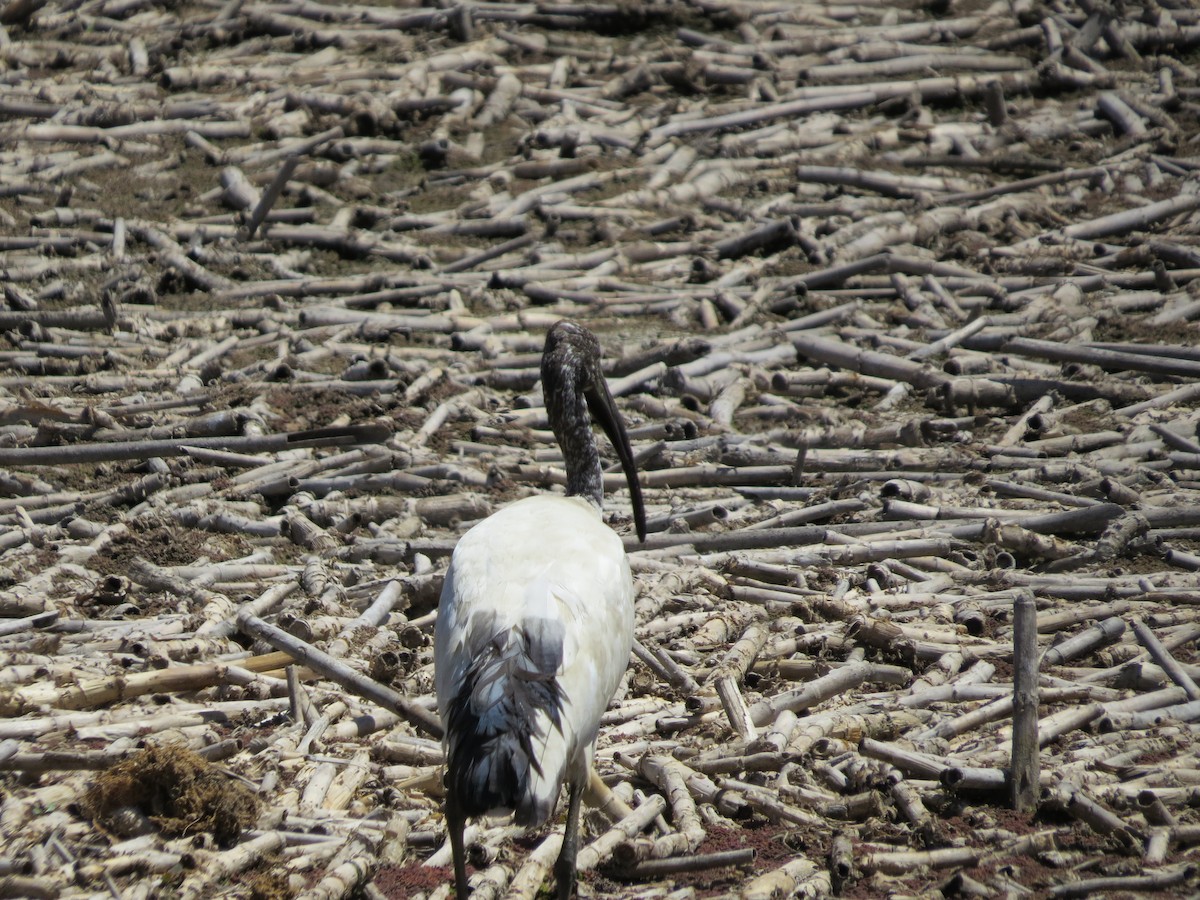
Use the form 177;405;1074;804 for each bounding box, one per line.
443;624;571;826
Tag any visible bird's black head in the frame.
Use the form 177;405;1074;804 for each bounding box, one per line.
541;322;646;542
542;321;601;388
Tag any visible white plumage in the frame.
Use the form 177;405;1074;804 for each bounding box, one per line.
435;495;633;822
434;322;646;899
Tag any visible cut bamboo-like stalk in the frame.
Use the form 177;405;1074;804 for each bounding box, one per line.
574;794;667;873
237;611;442;738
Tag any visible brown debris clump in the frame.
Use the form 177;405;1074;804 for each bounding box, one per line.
83;743;257;846
247;870;295;900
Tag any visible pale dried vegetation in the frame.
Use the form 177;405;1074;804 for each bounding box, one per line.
3;0;1200;897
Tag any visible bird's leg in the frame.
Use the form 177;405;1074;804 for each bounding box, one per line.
554;778;585;900
446;785;470;897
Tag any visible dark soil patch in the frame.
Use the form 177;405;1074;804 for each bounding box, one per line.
262;386;394;433
594;821;822;898
88;521;245;579
373;861;452;898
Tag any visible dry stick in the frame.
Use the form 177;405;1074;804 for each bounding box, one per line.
745;498;869;531
177;832;287;900
907;316;990;362
638;758;700;854
1063;192;1200;241
926;687;1092;742
1034;703;1107;749
1003;337;1200;379
1048;866;1195;899
199;581;297;641
741;857;821;900
0;610;57;638
1048;786;1142;851
441;233;537;273
623;754;746;819
1036;601;1132;634
704;619;770;741
859;846;981;875
295;827;382;900
1116;382;1200;417
0;696;290;743
0;747;135;773
245;155;300;240
829;831;853;888
747;662;871;726
625;524;828;555
1101;686;1190;720
505;830;563;900
632;640;700;696
620;847;753;877
793;165;958;199
128;222;234;291
1097;92;1148;136
1097;701;1200;733
782;250;981;292
236;610;442;739
789;331;949;390
0;308;121;330
220;165;259;213
997;394;1054;447
650;91;878;140
1132;617;1200;701
1145;827;1172;864
0;424;391;466
858;737;948;781
0;660;267;716
574;794;667;873
1040;618;1127;667
1011;592;1039;813
890;777;933;833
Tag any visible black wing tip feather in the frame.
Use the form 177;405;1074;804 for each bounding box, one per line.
444;647;566;820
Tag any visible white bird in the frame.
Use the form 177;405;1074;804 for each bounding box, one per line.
434;321;646;899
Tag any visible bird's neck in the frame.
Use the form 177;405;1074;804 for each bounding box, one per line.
550;387;604;510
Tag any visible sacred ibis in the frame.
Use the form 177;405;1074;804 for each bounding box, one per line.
434;321;647;898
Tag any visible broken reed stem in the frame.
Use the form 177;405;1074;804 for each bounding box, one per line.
575;794;667;873
618;847;753;877
1132;617;1200;701
236;610;442;738
0;424;391;466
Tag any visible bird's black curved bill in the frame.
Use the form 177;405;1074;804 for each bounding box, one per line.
585;378;647;543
